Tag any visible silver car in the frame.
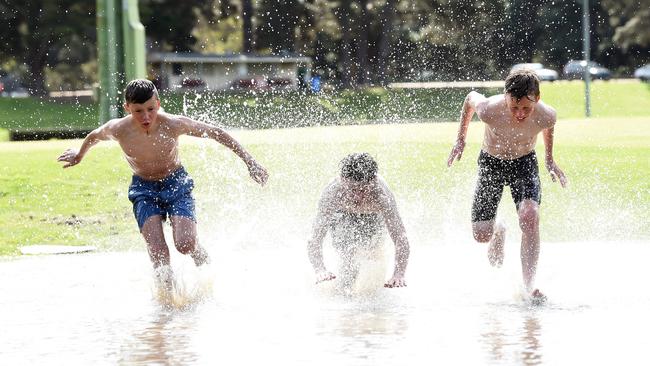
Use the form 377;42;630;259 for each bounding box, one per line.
634;64;650;81
563;60;611;80
511;63;559;81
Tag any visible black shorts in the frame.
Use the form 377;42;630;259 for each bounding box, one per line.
471;150;541;222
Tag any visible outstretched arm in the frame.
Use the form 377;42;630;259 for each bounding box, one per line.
57;124;112;168
447;91;487;167
543;125;568;188
307;193;336;283
381;190;410;288
180;117;268;185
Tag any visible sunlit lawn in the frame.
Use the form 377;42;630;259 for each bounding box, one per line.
0;80;648;136
1;117;648;256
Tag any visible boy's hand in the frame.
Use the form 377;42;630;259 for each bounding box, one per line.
447;139;466;167
315;270;336;284
384;274;407;288
545;160;568;188
248;161;269;186
57;149;82;168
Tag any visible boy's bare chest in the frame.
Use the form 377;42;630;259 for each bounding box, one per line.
120;132;179;160
487;119;542;141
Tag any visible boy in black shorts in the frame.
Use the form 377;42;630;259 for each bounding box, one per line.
447;69;567;301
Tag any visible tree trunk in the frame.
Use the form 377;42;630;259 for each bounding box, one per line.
337;0;354;88
377;0;397;85
25;1;48;96
242;0;254;54
356;0;370;85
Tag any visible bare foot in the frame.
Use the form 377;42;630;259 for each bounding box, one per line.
487;222;506;267
529;289;547;305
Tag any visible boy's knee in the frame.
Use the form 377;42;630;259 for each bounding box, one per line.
518;202;539;230
473;230;492;243
472;221;494;243
175;238;197;255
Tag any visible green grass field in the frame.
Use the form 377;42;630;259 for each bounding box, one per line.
1;117;648;256
1;80;648;137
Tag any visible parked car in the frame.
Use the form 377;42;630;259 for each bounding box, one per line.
634;64;650;82
180;77;206;89
510;63;559;81
563;60;611;80
230;76;269;91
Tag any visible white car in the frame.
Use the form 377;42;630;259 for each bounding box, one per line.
511;63;559;81
634;64;650;81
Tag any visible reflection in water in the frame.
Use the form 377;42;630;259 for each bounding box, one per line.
521;314;542;365
335;308;409;338
120;311;199;365
481;306;543;365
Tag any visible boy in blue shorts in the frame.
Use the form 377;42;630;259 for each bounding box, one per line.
58;79;268;284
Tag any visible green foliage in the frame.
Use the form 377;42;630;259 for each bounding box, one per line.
139;0;218;52
601;0;650;49
192;14;243;53
0;1;95;94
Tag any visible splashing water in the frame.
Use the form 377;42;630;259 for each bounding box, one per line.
153;264;215;310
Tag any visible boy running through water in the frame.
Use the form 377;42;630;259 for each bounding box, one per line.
307;153;410;290
58;79;268;285
447;69;567;301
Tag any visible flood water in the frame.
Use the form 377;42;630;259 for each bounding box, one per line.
1;236;649;365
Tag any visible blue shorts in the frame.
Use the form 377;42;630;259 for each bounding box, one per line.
127;167;196;231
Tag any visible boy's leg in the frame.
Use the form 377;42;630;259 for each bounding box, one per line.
472;166;506;266
473;220;506;267
170;216;210;266
141;215;170;267
517;199;540;293
509;152;542;296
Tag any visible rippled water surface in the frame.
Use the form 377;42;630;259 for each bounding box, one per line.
1;238;649;365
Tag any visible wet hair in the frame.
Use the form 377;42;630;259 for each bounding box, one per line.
339;153;378;182
124;79;159;104
504;69;540;102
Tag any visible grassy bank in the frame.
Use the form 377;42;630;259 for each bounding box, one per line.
1;79;648;138
0;97;99;131
1;117;648;256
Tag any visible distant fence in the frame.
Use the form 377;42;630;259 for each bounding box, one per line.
9;129;92;141
47;90;95;104
389;80;504;89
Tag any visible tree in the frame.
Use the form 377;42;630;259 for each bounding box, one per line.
601;0;650;49
257;0;302;53
335;0;355;87
139;0;218;52
0;0;95;95
241;0;254;53
376;0;398;85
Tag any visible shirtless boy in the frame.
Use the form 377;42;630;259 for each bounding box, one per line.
58;79;268;284
307;153;410;289
447;69;567;300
